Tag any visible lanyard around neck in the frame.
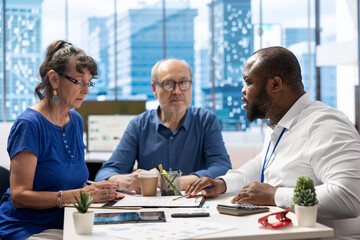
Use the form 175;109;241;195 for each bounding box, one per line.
260;127;286;183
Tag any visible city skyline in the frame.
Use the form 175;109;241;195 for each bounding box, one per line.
0;0;342;124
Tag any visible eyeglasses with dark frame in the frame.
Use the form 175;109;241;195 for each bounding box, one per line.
258;209;293;229
64;75;95;88
154;80;192;92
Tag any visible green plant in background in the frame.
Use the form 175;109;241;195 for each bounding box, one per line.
72;190;94;213
293;176;319;206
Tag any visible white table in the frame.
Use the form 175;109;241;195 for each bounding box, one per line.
63;194;333;240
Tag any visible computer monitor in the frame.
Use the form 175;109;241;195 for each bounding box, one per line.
86;114;137;152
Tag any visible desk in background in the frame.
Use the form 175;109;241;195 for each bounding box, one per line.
63;194;333;240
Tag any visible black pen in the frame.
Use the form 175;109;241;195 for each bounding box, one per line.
86;180;95;185
152;162;160;172
86;180;122;192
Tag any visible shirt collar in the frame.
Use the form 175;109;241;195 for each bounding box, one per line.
271;92;312;131
154;106;191;132
154;107;162;131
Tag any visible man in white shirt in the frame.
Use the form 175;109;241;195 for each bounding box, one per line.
186;46;360;240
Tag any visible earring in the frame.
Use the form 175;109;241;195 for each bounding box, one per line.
52;90;60;104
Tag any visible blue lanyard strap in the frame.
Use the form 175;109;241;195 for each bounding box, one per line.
261;127;286;183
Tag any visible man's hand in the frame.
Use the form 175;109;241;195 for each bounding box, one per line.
108;169;146;193
231;182;278;206
181;175;199;190
185;177;226;198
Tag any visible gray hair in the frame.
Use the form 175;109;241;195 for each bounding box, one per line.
151;58;193;82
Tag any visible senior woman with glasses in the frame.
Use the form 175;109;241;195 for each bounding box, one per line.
0;40;121;240
95;58;232;193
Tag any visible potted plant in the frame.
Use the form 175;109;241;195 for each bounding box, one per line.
293;176;319;227
72;190;94;234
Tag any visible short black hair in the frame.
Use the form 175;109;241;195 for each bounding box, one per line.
252;46;304;92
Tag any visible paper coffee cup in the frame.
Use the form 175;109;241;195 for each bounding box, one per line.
139;171;159;196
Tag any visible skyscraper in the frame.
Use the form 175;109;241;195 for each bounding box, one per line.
285;28;337;108
0;0;43;121
86;17;110;100
203;0;252;130
100;2;197;101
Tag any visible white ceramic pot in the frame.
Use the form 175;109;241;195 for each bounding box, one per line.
294;204;318;227
73;211;94;235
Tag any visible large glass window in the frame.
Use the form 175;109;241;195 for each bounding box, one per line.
0;0;357;131
3;1;42;121
0;2;3;121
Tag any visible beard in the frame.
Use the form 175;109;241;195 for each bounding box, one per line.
246;89;272;122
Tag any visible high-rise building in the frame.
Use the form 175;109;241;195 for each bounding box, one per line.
86;17;111;100
0;0;43;121
203;0;252;131
196;48;210;108
285;28;337;108
100;1;197;101
320;66;337;107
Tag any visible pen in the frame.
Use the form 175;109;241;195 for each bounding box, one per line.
152;162;160;172
86;180;122;193
86;180;95;185
172;186;213;201
158;164;164;173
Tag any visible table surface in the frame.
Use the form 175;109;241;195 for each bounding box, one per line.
63;194;334;240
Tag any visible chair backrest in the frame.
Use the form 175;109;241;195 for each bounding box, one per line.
0;166;10;199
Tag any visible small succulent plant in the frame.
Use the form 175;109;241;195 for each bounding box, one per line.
72;190;94;213
293;176;318;206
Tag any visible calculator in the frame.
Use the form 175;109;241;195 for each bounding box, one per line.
217;203;270;216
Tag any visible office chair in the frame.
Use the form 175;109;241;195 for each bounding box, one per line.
0;165;10;199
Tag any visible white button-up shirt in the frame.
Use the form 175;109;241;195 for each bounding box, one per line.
221;93;360;239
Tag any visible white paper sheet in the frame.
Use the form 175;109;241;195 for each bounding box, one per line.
111;194;204;208
93;218;236;240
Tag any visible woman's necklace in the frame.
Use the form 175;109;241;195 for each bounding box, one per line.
47;103;63;127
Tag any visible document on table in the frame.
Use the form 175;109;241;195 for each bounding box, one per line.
93;218;236;240
102;193;205;208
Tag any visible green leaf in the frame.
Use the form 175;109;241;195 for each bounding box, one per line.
72;190;94;213
293;176;318;206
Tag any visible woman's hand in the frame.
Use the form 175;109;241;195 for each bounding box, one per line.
81;180;123;203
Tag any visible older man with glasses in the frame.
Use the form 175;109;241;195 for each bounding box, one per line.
95;59;232;193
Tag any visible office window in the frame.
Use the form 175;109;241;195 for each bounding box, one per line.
0;0;357;130
0;2;3;121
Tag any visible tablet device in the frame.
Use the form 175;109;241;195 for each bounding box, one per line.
94;211;166;224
